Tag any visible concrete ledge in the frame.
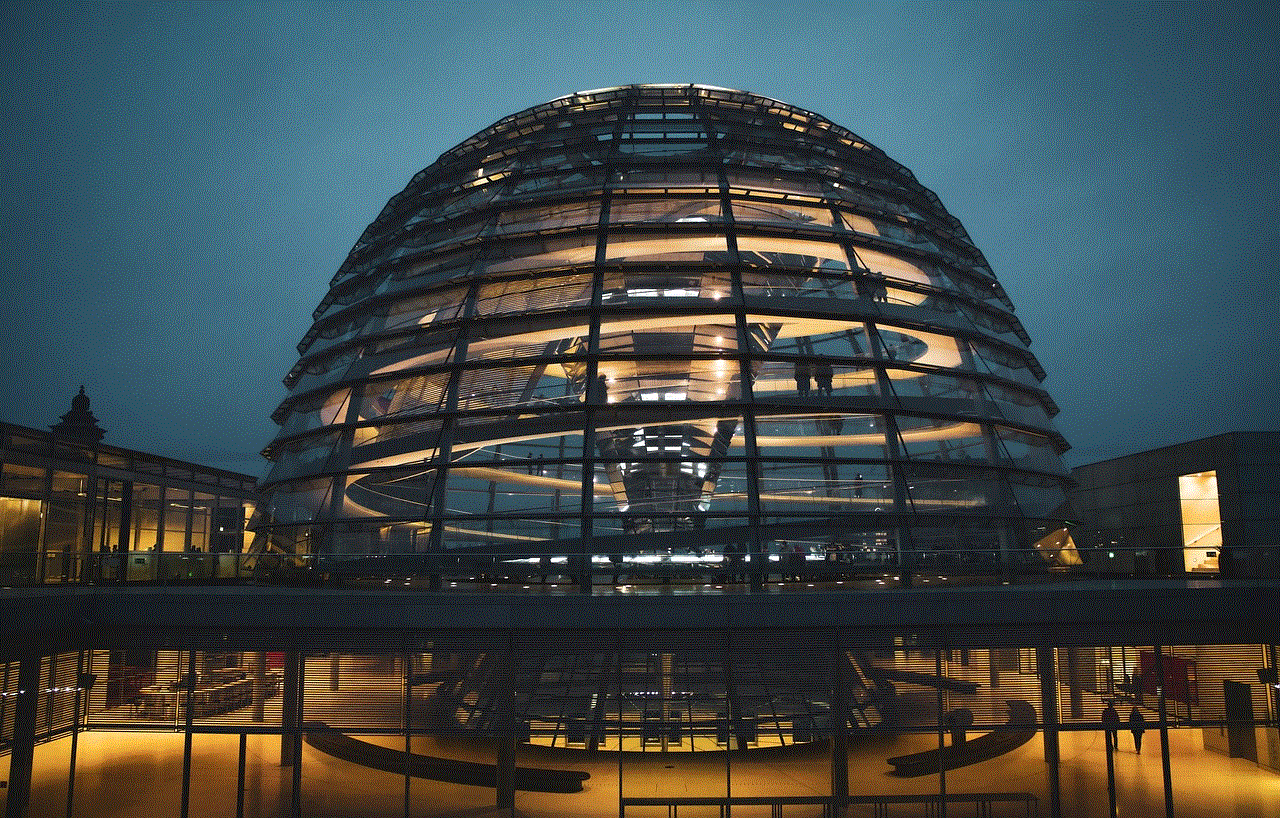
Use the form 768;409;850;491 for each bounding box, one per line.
2;579;1276;657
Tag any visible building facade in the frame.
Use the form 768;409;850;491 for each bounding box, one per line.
2;89;1276;818
1072;431;1280;578
0;401;257;586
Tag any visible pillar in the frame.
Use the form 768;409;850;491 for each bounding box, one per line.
280;651;301;766
494;651;516;810
1066;648;1084;719
830;647;848;809
3;654;40;818
1154;646;1175;818
1036;646;1061;818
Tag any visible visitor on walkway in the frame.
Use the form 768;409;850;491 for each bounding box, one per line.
1102;701;1119;750
1128;706;1146;753
1095;701;1116;752
794;361;811;396
814;361;833;395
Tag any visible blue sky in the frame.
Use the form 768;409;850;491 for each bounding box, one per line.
2;1;1277;472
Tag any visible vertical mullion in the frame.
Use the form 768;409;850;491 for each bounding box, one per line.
426;280;479;577
711;104;765;588
578;99;629;592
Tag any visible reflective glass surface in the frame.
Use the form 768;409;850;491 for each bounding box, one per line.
256;85;1073;579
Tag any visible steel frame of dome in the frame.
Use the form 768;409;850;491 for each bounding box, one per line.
254;84;1074;587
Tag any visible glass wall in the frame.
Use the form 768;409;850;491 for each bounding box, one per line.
257;85;1075;587
3;636;1276;818
0;423;257;585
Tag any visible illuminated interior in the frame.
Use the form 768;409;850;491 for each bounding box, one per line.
254;84;1074;581
1179;470;1222;572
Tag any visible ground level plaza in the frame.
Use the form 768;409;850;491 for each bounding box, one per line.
3;582;1277;817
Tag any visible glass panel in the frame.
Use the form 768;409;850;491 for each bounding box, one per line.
601;360;741;406
731;198;834;227
752;414;888;458
609;196;724;224
853;246;937;287
465;320;586;363
1;462;44;495
896;416;990;463
1009;477;1070;519
44;472;87;581
187;734;287;818
957;300;1019;341
130;483;162;552
264;477;332;526
351;416;443;452
737;235;850;271
0;496;41;583
997;427;1066;473
443;464;583;517
985;382;1053;430
341;469;436;523
873;217;943;252
264;431;341;483
875;327;930;365
886;370;981;403
359;373;450;422
751;358;880;400
969;340;1041;388
508;167;607;197
278;388;351;439
481;232;598;275
163;487;191;551
725;168;823;197
603;231;727;264
494;199;600;234
903;465;1003;514
741;269;858;299
474;272;594;316
188;490;215;552
455;366;567;412
1179;470;1222;573
593;455;733;518
756;462;895;513
614;167;719;193
840;208;881;235
289;346;362;395
374;286;467;334
600;269;733;303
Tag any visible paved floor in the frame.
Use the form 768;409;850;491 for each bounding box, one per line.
8;720;1279;818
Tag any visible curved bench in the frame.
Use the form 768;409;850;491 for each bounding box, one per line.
303;721;590;793
886;699;1037;777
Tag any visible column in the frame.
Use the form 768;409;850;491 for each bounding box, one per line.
830;646;849;811
3;654;40;818
280;651;301;766
494;650;516;810
1036;646;1061;818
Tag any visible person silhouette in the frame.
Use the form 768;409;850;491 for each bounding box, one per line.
1102;701;1119;750
589;374;609;404
794;361;811;396
1128;707;1146;753
814;361;834;395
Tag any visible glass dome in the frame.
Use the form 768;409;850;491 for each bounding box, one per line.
254;84;1075;586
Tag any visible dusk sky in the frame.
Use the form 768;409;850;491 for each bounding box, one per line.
2;1;1276;474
